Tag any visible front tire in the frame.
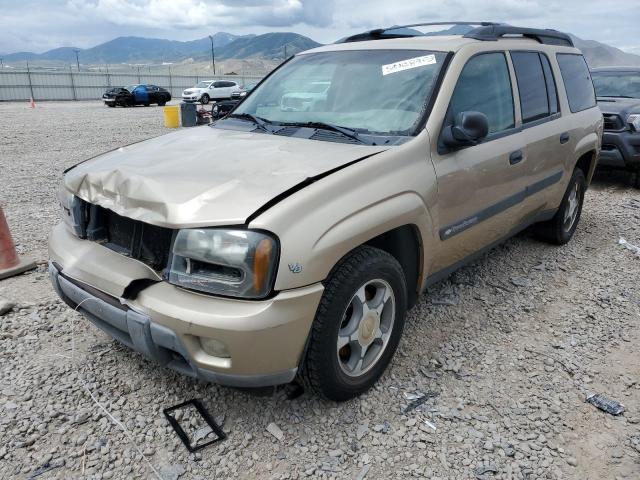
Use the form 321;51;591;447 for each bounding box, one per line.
534;168;586;245
200;94;210;105
301;246;407;401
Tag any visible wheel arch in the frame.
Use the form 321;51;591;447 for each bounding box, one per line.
574;149;598;186
363;225;423;309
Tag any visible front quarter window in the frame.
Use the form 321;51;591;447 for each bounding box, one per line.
228;49;447;137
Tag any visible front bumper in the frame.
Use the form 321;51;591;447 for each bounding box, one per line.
182;95;199;102
48;223;323;387
599;130;640;170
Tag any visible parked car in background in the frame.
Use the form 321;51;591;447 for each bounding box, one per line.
212;82;260;119
231;81;259;100
102;85;171;107
51;23;602;401
592;67;640;187
182;80;241;104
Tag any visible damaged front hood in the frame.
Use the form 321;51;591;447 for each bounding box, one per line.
64;126;386;228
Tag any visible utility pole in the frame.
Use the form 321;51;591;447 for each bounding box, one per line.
208;35;216;75
73;49;80;72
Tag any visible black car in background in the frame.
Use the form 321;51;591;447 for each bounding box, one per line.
592;67;640;187
102;84;171;107
211;82;259;119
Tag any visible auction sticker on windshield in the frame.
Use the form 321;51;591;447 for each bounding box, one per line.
382;54;437;76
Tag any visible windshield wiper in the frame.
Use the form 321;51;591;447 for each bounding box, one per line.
280;121;372;144
228;113;274;132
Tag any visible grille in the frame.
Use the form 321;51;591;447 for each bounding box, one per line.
76;199;174;271
603;114;624;131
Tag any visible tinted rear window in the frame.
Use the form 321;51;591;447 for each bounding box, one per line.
556;54;596;112
511;52;550;122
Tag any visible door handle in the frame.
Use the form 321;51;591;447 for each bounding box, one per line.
509;150;524;165
560;132;570;144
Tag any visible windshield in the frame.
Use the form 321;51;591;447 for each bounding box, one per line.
125;85;138;92
195;81;212;88
232;49;446;135
592;71;640;99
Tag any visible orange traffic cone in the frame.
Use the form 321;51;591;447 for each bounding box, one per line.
29;97;36;108
0;207;36;280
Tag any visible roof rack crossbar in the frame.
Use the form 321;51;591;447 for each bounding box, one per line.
338;22;573;47
463;25;573;47
339;22;499;43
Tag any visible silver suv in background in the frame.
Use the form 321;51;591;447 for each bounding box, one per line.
182;80;241;104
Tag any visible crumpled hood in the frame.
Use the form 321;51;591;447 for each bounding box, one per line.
597;97;640;117
64;126;386;228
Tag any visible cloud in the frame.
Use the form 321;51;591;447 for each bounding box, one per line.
0;0;638;55
67;0;334;29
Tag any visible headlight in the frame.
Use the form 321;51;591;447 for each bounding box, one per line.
168;229;278;299
628;114;640;132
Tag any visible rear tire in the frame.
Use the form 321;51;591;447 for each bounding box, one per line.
301;246;407;401
533;168;586;245
158;101;166;107
200;94;210;105
107;103;115;108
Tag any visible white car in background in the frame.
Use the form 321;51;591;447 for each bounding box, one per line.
182;80;241;104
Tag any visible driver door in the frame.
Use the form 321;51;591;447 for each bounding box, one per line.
430;51;529;272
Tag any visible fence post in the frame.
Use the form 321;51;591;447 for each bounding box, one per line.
168;66;173;97
69;65;77;101
137;66;141;84
26;62;35;101
106;64;111;87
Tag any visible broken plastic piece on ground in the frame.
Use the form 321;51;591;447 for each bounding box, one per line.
423;419;437;431
28;461;62;479
618;238;640;257
401;391;438;414
163;399;226;452
474;464;499;479
586;393;625;416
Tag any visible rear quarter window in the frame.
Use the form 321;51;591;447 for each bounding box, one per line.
556;54;596;113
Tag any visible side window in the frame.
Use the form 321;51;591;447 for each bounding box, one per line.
511;52;552;123
448;52;515;134
556;54;596;113
213;81;224;88
539;54;559;114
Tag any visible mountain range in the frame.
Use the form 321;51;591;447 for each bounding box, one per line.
1;32;321;64
2;29;639;68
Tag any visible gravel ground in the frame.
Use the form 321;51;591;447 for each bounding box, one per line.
0;101;639;480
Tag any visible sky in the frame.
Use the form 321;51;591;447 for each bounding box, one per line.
0;0;639;55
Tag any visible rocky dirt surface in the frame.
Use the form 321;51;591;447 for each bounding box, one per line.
0;101;639;480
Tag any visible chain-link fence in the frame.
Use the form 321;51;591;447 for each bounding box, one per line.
0;68;266;101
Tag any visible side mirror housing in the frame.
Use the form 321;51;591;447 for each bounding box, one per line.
442;111;490;149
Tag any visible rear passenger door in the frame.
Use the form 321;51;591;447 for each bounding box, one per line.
510;51;565;216
431;52;529;272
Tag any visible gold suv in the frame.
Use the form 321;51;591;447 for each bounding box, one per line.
49;23;603;400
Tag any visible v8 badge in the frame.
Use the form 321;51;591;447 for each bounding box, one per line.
288;263;302;274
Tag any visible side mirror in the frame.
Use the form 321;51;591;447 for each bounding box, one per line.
442;111;489;148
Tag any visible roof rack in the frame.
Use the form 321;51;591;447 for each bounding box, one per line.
463;25;573;47
338;22;574;47
339;22;498;43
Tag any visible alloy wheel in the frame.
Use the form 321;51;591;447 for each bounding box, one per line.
336;279;395;377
